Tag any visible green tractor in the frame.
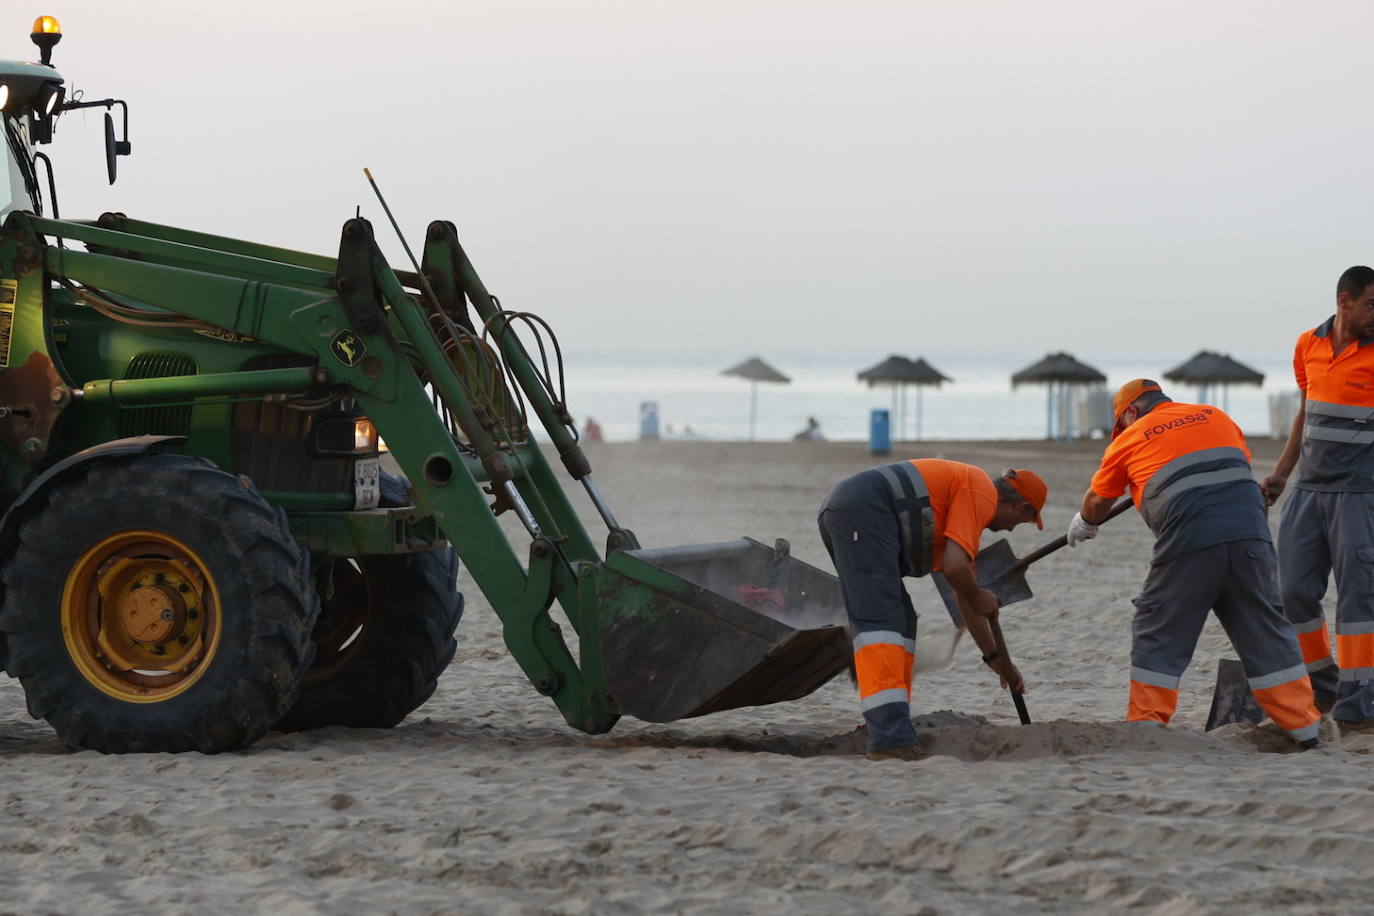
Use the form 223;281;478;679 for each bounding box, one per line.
0;16;852;753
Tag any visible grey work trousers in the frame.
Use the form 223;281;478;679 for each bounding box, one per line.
1132;540;1317;741
1133;541;1303;681
1278;487;1374;722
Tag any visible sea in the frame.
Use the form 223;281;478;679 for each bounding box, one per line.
556;349;1298;444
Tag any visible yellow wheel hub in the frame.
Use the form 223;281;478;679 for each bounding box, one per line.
62;530;222;703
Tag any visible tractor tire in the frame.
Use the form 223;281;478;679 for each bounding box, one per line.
273;547;463;732
0;455;318;754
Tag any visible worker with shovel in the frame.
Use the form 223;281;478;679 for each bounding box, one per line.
1069;379;1324;748
818;460;1047;761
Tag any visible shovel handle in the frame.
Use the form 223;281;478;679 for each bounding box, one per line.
1011;497;1134;573
989;615;1031;725
1011;691;1030;725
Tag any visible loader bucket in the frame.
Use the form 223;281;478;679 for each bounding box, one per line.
596;538;852;722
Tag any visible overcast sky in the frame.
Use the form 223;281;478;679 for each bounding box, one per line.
26;1;1374;360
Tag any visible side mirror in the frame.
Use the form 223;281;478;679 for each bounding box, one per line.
102;110;132;186
104;112;117;185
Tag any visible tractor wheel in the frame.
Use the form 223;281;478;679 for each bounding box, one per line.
274;547;462;732
0;455;318;754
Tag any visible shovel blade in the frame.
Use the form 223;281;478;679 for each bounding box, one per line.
1205;657;1264;730
975;539;1034;606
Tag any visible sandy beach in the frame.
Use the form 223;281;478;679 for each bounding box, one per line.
0;437;1368;915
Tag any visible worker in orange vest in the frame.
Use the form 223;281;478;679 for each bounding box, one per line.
818;460;1046;761
1262;267;1374;731
1069;379;1324;747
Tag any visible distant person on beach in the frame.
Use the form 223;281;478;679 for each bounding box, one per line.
1069;379;1324;748
583;417;604;443
818;461;1047;761
1262;266;1374;733
793;417;825;441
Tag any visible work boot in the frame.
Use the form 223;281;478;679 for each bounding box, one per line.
1299;714;1342;750
1337;716;1374;736
865;744;921;762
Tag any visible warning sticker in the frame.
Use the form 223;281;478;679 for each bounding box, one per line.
0;279;16;369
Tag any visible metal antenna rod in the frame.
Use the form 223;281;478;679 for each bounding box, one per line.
362;168;478;379
362;167;446;315
362;169;547;542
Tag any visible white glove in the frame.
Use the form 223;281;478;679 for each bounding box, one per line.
1067;512;1099;547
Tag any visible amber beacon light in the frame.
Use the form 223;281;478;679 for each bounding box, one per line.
31;15;61;66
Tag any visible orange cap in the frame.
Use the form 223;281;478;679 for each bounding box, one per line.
1005;468;1046;529
1112;378;1163;437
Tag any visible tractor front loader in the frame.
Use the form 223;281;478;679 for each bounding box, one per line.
0;16;853;753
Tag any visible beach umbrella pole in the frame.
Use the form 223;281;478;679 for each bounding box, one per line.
750;381;758;440
917;386;924;441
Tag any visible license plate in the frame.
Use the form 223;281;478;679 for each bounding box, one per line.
354;457;380;509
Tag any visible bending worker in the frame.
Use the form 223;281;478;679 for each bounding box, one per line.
1068;379;1322;747
1262;266;1374;730
818;460;1047;761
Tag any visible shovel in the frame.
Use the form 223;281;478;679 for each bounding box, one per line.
990;614;1031;724
976;498;1135;606
1205;658;1263;731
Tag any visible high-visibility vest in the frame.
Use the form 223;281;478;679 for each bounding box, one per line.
1095;401;1267;563
1294;317;1374;492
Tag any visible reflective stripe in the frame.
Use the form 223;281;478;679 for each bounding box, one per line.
859;688;910;711
852;630;918;655
1304;425;1374;444
1336;620;1374;636
878;462;935;577
1289;721;1321;743
878;464;907;500
1305;399;1374;421
1290;616;1327;634
1339;667;1374;682
1247;663;1309;691
1130;666;1182;689
1140;446;1251;529
1146;445;1246;478
1307;657;1336;673
1149;467;1255;505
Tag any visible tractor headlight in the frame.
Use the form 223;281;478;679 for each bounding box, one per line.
36;82;63;117
309;412;379;457
354;418;378;451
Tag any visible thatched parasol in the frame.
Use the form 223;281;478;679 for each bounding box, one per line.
1011;352;1107;441
1163;351;1264;409
857;355;952;440
722;356;791;440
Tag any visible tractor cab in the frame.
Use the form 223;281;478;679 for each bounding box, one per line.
0;16;131;222
0;57;60;218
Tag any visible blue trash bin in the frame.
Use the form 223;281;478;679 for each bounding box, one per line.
639;401;661;441
869;408;890;456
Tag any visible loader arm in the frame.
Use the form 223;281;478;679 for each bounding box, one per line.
2;209;854;736
5;210;618;732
